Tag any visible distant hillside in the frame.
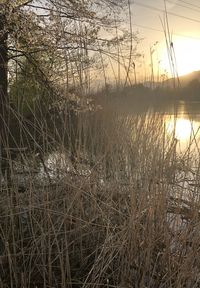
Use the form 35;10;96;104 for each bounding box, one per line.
163;71;200;88
143;71;200;89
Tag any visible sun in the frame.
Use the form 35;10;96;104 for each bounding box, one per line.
160;38;200;76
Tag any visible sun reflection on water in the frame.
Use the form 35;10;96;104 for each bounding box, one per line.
166;118;194;141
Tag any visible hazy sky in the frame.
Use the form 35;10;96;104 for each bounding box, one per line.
129;0;200;79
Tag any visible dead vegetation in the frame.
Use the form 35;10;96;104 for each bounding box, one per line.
1;108;200;288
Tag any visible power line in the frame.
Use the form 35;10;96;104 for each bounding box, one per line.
133;1;200;24
167;0;200;13
133;23;200;41
178;0;200;10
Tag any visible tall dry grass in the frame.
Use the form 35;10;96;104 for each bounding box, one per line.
1;100;200;288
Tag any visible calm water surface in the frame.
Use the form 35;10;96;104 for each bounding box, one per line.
163;101;200;153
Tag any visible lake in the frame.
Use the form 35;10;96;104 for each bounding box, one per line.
43;100;200;179
161;101;200;153
4;99;200;187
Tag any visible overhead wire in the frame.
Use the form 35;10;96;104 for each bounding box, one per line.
132;23;200;41
133;1;200;24
177;0;200;10
166;0;200;13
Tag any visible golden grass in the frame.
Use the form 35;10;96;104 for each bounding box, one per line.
0;104;200;288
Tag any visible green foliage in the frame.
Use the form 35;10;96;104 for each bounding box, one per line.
10;59;51;117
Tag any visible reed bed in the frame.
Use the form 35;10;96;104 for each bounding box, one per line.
0;103;200;288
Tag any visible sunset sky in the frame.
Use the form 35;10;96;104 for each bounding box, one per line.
130;0;200;80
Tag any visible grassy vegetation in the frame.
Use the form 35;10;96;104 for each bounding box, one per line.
1;2;200;287
1;97;200;287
